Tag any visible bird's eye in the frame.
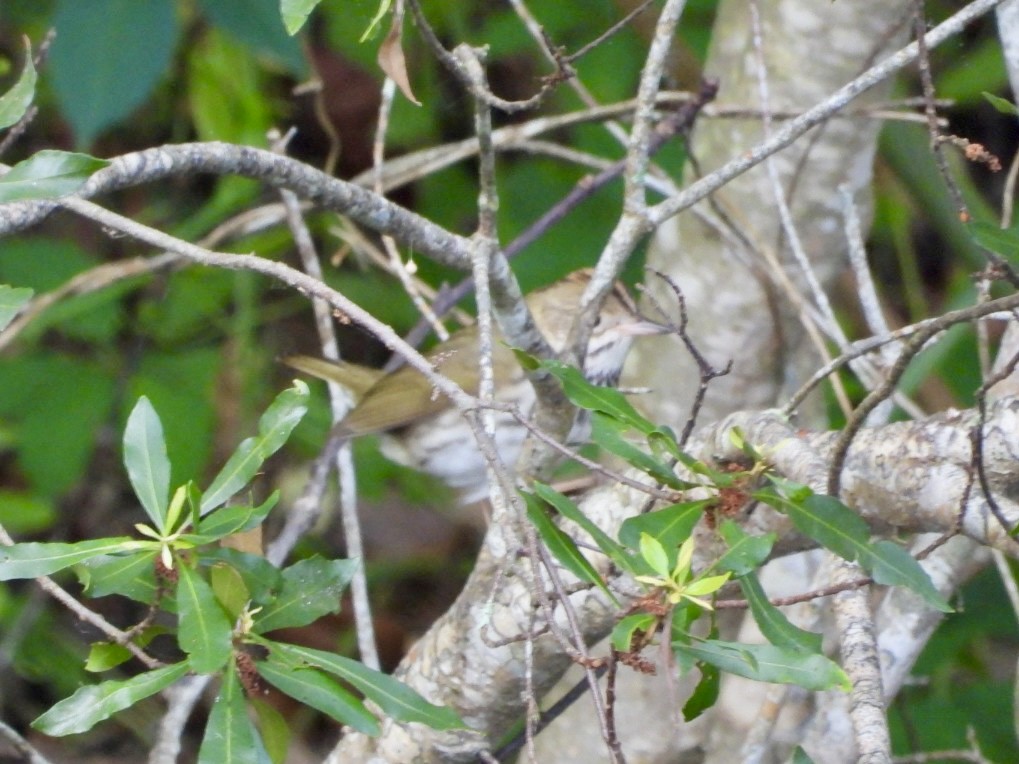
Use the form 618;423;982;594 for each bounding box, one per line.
594;315;603;328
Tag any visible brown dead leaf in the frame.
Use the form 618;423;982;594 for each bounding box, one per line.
377;14;420;106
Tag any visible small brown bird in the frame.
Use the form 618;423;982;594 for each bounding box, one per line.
285;270;666;501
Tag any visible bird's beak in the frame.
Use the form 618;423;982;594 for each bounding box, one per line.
619;317;672;336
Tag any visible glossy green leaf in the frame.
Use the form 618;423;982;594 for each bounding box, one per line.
281;0;322;35
201;381;309;514
0;150;109;202
32;662;188;735
0;538;143;580
199;660;271;764
738;572;822;654
0;45;36;129
618;500;709;553
78;551;160;602
50;0;179;146
522;491;613;600
267;641;465;730
533;481;635;573
177;563;234;674
256;656;379;736
0;285;32;333
253;556;356;633
123;397;171;529
716;521;775;577
674;638;849;692
682;661;720;721
591;413;693;490
610;612;657;651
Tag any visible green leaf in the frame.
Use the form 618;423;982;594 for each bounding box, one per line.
85;643;133;673
199;659;271;764
590;413;693;490
190;493;279;544
639;532;671;578
0;285;32;333
200;548;283;606
0;538;143;580
715;521;775;577
611;612;657;651
761;486;951;612
0;151;110;202
673;638;849;692
50;0;179;146
32;662;188;735
982;91;1019;117
253;556;356;633
527;356;656;434
266;641;465;730
682;661;720;721
78;551;160;602
970;221;1019;259
211;563;251;620
0;489;55;535
177;562;234;674
522;491;613;600
533;482;635;573
866;540;951;613
738;572;822;654
256;656;379;736
359;0;393;41
201;381;309;514
280;0;322;35
199;0;305;75
619;500;709;553
250;697;290;764
0;45;36;129
791;745;816;764
123;397;171;529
